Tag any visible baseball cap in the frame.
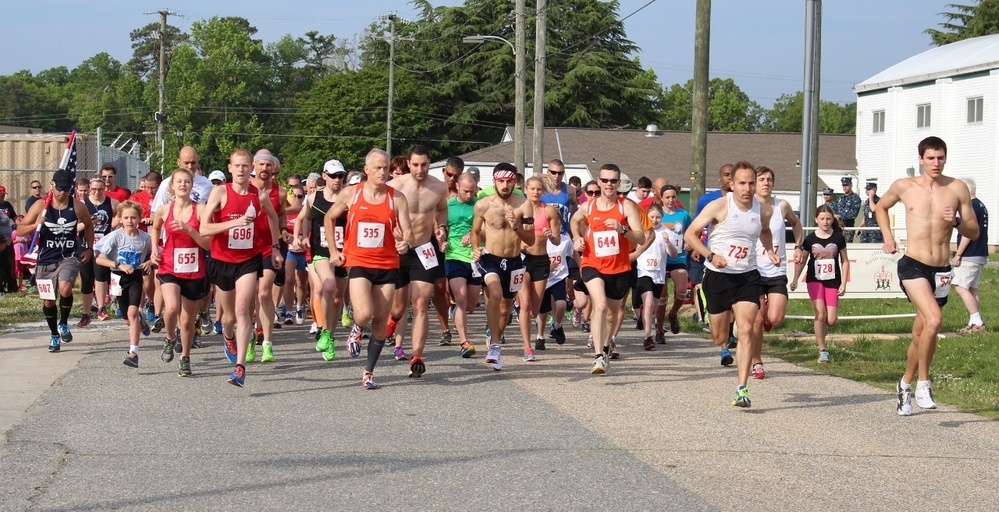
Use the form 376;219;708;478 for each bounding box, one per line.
466;166;481;181
347;172;362;186
841;177;853;185
0;185;6;194
865;182;877;190
617;172;634;194
53;169;73;188
323;159;346;176
209;170;226;183
822;187;834;195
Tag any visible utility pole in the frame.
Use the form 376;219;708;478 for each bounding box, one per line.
386;13;396;156
514;0;527;174
800;0;821;227
689;0;711;207
146;8;178;172
532;0;547;175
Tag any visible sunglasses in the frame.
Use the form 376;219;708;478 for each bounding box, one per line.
585;190;600;196
294;194;304;199
599;178;619;184
55;185;71;192
31;185;41;189
549;171;564;176
101;175;115;180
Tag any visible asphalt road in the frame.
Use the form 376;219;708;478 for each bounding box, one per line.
1;311;997;511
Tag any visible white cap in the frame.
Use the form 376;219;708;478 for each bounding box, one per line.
208;170;226;182
323;159;346;175
347;174;362;186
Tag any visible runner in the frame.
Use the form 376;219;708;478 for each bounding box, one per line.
150;169;211;376
791;204;848;364
445;173;482;358
654;185;692;343
516;175;561;359
749;167;804;379
385;145;448;377
325;148;414;389
100;164;132;203
632;203;677;350
570;164;647;375
471;163;535;371
94;201;154;368
73;177;93;327
874;136;978;416
248;150;288;363
685;161;779;407
200;148;283;387
281;183;308;325
17;169;95;352
82;175;119;322
536;225;576;346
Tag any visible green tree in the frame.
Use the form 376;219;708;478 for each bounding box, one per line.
761;91;855;134
926;1;999;45
127;22;190;77
658;78;763;131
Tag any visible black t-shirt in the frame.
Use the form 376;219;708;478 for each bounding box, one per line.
803;230;846;287
957;197;989;259
0;200;15;220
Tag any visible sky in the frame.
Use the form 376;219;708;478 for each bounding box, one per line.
1;0;956;107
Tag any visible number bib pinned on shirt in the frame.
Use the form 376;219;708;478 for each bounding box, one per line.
814;258;835;281
640;257;660;272
334;226;344;249
934;271;954;299
509;267;526;294
228;225;254;250
37;278;56;300
415;242;439;270
357;222;385;248
726;243;751;270
593;230;620;258
174;247;199;273
109;273;122;297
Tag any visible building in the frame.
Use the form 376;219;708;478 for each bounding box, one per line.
434;126;856;211
855;33;999;244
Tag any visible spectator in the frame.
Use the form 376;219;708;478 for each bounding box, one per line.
0;185;17;293
25;180;43;212
953;178;989;335
100;164;132;203
859;181;883;243
832;177;861;242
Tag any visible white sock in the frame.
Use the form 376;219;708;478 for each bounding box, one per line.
917;380;931;389
263;340;273;347
553;322;561;329
899;379;911;390
970;312;983;325
129;344;139;354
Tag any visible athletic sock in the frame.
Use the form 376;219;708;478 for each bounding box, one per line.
59;295;73;325
44;305;58;335
365;337;386;373
970;312;983;325
129;344;139;354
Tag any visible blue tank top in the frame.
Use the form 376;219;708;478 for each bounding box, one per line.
541;182;571;235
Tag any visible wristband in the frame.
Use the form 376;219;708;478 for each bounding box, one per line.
272;243;281;250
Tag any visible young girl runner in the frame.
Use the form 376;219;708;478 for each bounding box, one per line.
94;201;154;367
631;204;678;350
791;204;849;364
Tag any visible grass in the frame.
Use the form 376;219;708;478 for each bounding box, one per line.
0;289;86;333
763;264;999;419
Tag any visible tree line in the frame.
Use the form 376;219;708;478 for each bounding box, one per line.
0;0;864;175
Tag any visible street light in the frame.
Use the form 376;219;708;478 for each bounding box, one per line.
463;31;526;174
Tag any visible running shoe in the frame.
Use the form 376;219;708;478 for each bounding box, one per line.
115;302;124;319
192;335;203;349
896;380;913;416
97;307;110;322
173;338;182;354
655;332;666;345
751;362;766;380
486;344;502;371
316;329;332;352
636;316;643;331
582;321;591;333
162;339;175;363
254;328;263;346
587;335;593;349
199;310;213;335
77;314;92;328
523;348;536;362
408;355;426;378
535;337;546;351
178;356;192;377
48;336;60;353
151;316;164;333
272;315;282;329
459;341;475;358
58;323;73;343
957;323;987;335
643;336;655;351
214;320;223;335
145;303;155;322
283;313;294;325
227;365;245;387
726;335;737;349
246;341;256;362
347;325;362;350
322;336;336;362
552;326;566;345
720;348;734;366
386;317;399;337
309;322;319;335
609;342;620;360
362;327;371;339
296;307;305;325
223;335;237;364
362;372;381;390
341;307;353;328
439;330;452;346
123;351;139;368
90;299;98;313
348;337;362;358
394;345;407;361
261;343;275;363
915;383;937;409
818;350;830;364
732;386;751;408
763;318;773;332
571;308;582;328
668;312;680;334
448;304;456;322
591;354;608;375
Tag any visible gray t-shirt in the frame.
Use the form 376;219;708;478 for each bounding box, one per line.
93;228;152;269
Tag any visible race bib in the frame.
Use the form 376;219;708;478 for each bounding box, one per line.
509;267;526;294
593;230;620;258
640;256;660;271
228;225;254;250
319;226;329;248
335;226;344;249
472;263;482;278
357;222;384;249
94;233;104;243
934;271;954;299
726;243;751;270
174;247;199;273
109;273;122;297
814;258;835;281
415;242;439;270
37;278;56;300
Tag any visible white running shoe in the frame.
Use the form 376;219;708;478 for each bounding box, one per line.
309;322;318;335
486;343;502;370
915;383;937;409
591;354;608;375
896;381;913;416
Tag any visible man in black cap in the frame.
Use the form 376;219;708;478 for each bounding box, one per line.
821;187;835;207
859;181;883;243
832;177;861;242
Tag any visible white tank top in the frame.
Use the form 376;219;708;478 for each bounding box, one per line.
637;226;668;283
706;193;762;275
756;196;786;278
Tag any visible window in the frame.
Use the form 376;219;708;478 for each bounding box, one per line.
872;110;885;133
916;104;931;128
968;97;984;123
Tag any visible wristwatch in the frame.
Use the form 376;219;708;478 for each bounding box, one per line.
619;225;630;235
707;252;715;263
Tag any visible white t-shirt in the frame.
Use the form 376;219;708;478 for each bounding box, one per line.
545;238;574;289
151;172;214;211
637;226;668;284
